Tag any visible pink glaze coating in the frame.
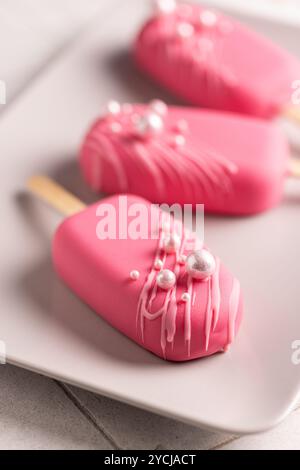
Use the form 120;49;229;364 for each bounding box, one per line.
134;2;300;118
52;195;243;361
80;103;289;215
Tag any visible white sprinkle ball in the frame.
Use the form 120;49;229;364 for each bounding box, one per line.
130;270;140;280
181;293;191;302
106;100;121;115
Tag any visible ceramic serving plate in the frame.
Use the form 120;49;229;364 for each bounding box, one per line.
205;0;300;27
1;0;300;433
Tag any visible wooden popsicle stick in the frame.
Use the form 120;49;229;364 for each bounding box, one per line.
283;105;300;126
288;157;300;178
27;176;86;216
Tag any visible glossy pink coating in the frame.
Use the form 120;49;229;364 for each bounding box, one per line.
52;195;243;361
134;2;300;118
80;104;289;215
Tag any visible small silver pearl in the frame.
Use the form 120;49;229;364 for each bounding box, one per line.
157;269;176;290
186;249;216;281
200;10;217;28
136;112;164;137
106;100;121;115
130;270;140;280
163;233;181;254
155;0;176;15
181;292;190;302
149;100;168;116
154;259;163;270
176;22;195;39
172;134;186;148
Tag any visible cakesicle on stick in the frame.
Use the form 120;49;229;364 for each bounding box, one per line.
27;176;243;361
80;100;295;216
134;1;300;124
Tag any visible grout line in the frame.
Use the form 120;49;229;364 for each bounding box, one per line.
94;393;236;451
55;381;121;450
209;435;239;450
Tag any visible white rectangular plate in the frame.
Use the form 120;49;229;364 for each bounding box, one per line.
1;0;300;434
205;0;300;27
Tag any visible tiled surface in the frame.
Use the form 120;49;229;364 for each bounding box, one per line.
65;385;232;450
0;364;112;450
0;0;300;450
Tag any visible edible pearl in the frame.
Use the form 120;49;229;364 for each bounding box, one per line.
155;0;176;15
150;100;168;116
200;10;217;28
176;22;195;39
130;270;140;280
154;259;163;270
157;269;176;290
173;134;186;147
163;233;181;254
106;100;121;115
181;293;190;302
135;112;164;137
186;249;216;280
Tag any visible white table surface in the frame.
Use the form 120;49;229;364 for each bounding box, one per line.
1;0;300;450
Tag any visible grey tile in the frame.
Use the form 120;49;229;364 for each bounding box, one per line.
66;385;233;450
0;364;112;449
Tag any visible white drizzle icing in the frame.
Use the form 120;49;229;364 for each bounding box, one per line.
135;213;239;358
84;102;238;202
149;6;237;103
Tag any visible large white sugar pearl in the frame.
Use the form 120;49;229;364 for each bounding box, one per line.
186;249;216;280
155;0;177;15
157;269;176;290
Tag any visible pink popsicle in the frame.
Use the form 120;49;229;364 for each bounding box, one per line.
80;100;289;215
134;1;300;119
53;194;243;361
